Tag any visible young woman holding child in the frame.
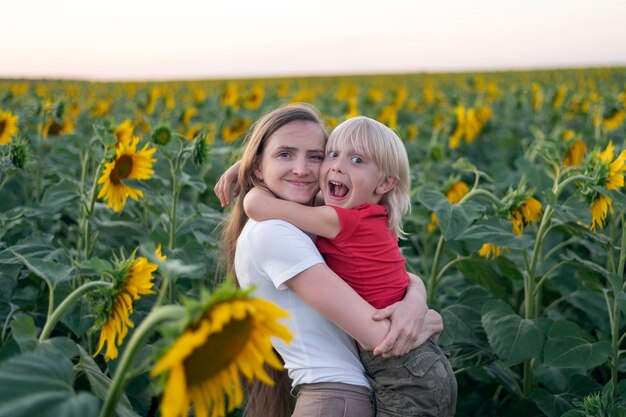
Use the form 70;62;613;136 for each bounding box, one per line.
217;103;449;417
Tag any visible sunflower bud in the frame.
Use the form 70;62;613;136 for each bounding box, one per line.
430;143;443;161
192;130;210;166
152;124;172;145
10;136;29;168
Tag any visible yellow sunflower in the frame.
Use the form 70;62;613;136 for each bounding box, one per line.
114;120;134;149
478;243;509;260
603;109;625;132
590;194;613;231
94;255;157;361
0;110;19;145
583;142;626;230
563;139;587;167
510;196;542;236
97;136;157;212
243;84;265;110
43;117;74;138
222;118;251;143
151;292;292;417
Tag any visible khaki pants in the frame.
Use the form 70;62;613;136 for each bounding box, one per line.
359;340;457;417
292;382;374;417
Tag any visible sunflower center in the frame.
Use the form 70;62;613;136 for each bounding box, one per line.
0;120;6;135
47;121;63;136
111;155;134;184
183;315;253;387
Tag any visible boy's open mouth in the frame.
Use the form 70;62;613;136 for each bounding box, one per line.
328;180;349;198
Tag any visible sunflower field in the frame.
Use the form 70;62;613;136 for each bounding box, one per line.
1;67;626;417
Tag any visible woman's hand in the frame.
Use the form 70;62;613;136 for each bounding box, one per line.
372;273;442;357
371;297;427;357
213;161;241;207
373;307;443;358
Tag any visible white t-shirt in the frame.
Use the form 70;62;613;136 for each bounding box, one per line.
235;219;369;389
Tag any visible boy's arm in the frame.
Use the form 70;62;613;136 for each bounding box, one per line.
214;160;241;207
244;187;341;238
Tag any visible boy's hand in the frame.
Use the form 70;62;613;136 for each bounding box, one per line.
214;161;241;207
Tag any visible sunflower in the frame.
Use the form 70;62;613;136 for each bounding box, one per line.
151;286;292;417
94;254;157;361
479;243;509;260
0;110;19;145
243;84;265;110
563;139;587;167
582;142;626;230
590;194;613;231
43;117;74;138
597;142;626;190
222;118;251;143
97;136;157;212
113;120;134;149
603;109;625;132
509;196;542;236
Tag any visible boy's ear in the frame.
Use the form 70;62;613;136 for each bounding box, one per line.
375;175;397;195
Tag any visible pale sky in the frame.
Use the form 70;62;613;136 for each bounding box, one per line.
2;0;626;81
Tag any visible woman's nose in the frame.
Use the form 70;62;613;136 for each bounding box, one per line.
292;157;309;175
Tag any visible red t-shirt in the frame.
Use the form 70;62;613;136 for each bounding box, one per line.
316;204;409;309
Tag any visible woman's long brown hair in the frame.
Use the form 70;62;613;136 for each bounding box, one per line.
220;102;326;417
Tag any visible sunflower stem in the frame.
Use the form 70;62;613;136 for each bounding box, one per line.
610;213;626;396
99;305;185;417
39;281;112;341
168;157;178;250
82;163;102;260
459;188;504;208
428;235;445;306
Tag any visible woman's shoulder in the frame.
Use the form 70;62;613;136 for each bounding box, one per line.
243;219;313;241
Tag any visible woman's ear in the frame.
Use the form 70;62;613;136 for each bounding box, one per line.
253;162;263;182
375;175;397;195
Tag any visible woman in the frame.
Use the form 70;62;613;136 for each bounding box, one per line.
219;103;442;417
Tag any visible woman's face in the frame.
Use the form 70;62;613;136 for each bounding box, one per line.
254;120;326;205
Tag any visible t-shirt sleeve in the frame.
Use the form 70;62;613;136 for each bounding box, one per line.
246;220;325;290
327;205;360;242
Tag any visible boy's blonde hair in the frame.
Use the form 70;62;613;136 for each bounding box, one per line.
328;116;411;238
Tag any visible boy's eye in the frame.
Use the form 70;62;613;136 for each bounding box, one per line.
351;156;363;164
327;150;339;158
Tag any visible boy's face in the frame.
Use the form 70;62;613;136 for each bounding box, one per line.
319;143;392;209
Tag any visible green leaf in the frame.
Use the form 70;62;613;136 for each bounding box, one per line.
440;304;484;345
495;256;524;281
481;300;545;366
93;123;116;147
529;388;575;417
11;314;38;352
455;219;532;250
0;350;100;417
39;180;79;210
543;320;611;369
11;252;73;288
458;257;510;299
75;346;134;412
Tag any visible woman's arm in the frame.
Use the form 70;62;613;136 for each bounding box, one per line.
244;187;341;238
286;264;439;356
372;273;432;357
286;263;390;350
